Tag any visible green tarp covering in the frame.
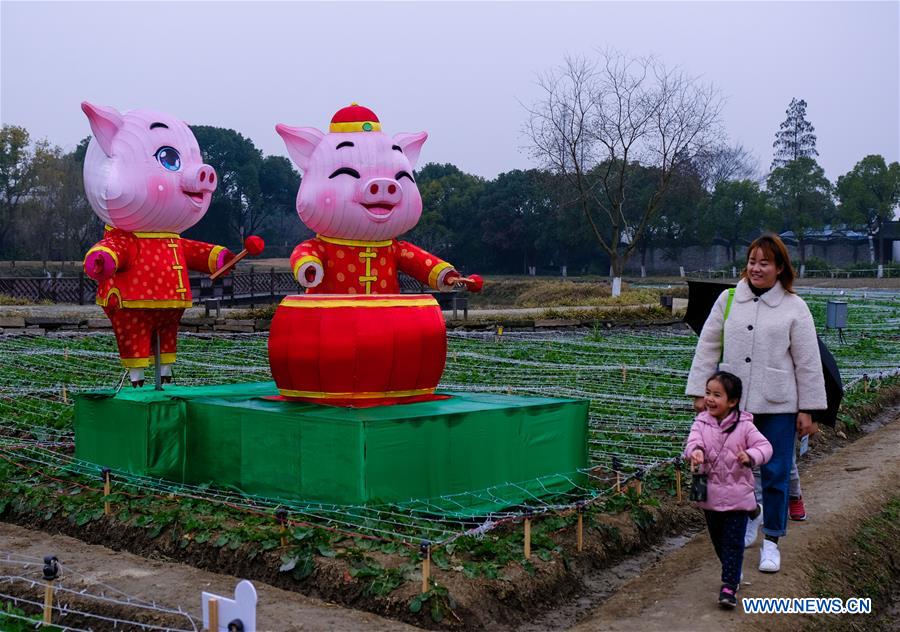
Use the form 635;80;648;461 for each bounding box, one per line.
75;382;588;515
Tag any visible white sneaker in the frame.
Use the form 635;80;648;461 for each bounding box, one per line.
745;506;763;547
759;539;781;573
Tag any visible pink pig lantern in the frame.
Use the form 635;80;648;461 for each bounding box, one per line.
276;104;482;294
268;104;481;405
81;102;264;386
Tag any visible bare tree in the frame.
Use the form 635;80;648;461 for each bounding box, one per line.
693;142;760;191
524;50;724;280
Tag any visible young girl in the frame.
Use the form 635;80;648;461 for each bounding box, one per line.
684;371;773;608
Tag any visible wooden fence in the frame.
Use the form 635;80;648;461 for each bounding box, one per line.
0;269;430;306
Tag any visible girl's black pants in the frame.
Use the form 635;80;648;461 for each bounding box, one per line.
704;509;748;589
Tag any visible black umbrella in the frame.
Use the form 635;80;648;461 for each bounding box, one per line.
685;280;735;335
684;280;843;427
814;339;843;428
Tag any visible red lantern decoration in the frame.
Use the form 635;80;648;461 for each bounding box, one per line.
268;294;448;407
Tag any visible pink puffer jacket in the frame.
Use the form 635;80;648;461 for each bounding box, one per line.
683;409;773;512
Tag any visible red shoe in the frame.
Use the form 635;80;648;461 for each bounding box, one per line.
789;496;807;521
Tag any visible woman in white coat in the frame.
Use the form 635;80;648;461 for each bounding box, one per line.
685;234;827;573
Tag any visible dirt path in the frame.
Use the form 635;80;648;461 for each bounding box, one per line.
0;523;415;631
2;418;898;631
572;409;900;632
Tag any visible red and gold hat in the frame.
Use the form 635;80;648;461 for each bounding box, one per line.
329;103;381;133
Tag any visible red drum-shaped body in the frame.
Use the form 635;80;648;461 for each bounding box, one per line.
268;294;447;406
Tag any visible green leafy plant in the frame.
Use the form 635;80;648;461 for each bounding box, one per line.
409;582;458;623
0;602;62;631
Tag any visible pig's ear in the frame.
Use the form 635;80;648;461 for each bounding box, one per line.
275;124;324;171
393;132;428;170
81;102;123;157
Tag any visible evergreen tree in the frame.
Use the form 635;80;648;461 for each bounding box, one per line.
478;169;552;274
188;126;299;253
703;179;770;264
836;155;900;263
766;157;834;264
771;98;818;170
0;125;41;260
407;163;486;270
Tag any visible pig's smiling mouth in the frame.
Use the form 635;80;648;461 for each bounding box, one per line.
183;191;207;208
361;202;396;221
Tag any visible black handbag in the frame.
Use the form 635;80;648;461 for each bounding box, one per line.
688;432;730;503
689;464;708;502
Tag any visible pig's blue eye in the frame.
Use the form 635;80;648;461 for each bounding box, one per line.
155;146;181;171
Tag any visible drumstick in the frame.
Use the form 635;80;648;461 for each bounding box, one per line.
210;236;265;280
452;274;483;292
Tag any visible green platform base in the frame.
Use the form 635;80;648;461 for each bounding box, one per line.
74;382;588;515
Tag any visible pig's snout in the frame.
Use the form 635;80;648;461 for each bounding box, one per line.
361;178;402;206
181;164;218;193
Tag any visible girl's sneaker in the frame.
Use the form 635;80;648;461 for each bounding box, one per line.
744;505;763;547
718;585;737;609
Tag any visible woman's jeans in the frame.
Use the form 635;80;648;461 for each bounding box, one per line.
750;413;796;537
756;435;802;502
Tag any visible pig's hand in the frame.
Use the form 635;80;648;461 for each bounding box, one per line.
441;270;483;292
215;249;235;272
439;269;469;291
296;261;324;288
84;250;117;281
441;270;460;289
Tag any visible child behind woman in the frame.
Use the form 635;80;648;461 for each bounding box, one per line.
684;371;772;608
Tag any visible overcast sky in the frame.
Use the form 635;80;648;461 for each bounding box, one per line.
2;1;897;182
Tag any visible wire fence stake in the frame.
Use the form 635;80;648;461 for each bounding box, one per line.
420;541;431;594
276;508;288;548
102;467;111;516
674;457;683;504
576;503;584;552
612;456;622;494
42;555;59;624
524;517;532;560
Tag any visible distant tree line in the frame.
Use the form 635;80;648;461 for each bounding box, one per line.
1;92;898;273
0;125;304;267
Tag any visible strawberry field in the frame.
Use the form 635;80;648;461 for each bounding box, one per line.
0;288;898;627
2;290;899;540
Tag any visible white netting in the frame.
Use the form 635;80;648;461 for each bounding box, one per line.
0;551;199;631
1;289;898;545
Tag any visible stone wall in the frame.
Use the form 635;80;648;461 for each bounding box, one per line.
620;240;881;275
621;244;734;275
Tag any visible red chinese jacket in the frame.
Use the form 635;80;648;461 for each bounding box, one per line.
290;235;454;294
84;226;227;308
